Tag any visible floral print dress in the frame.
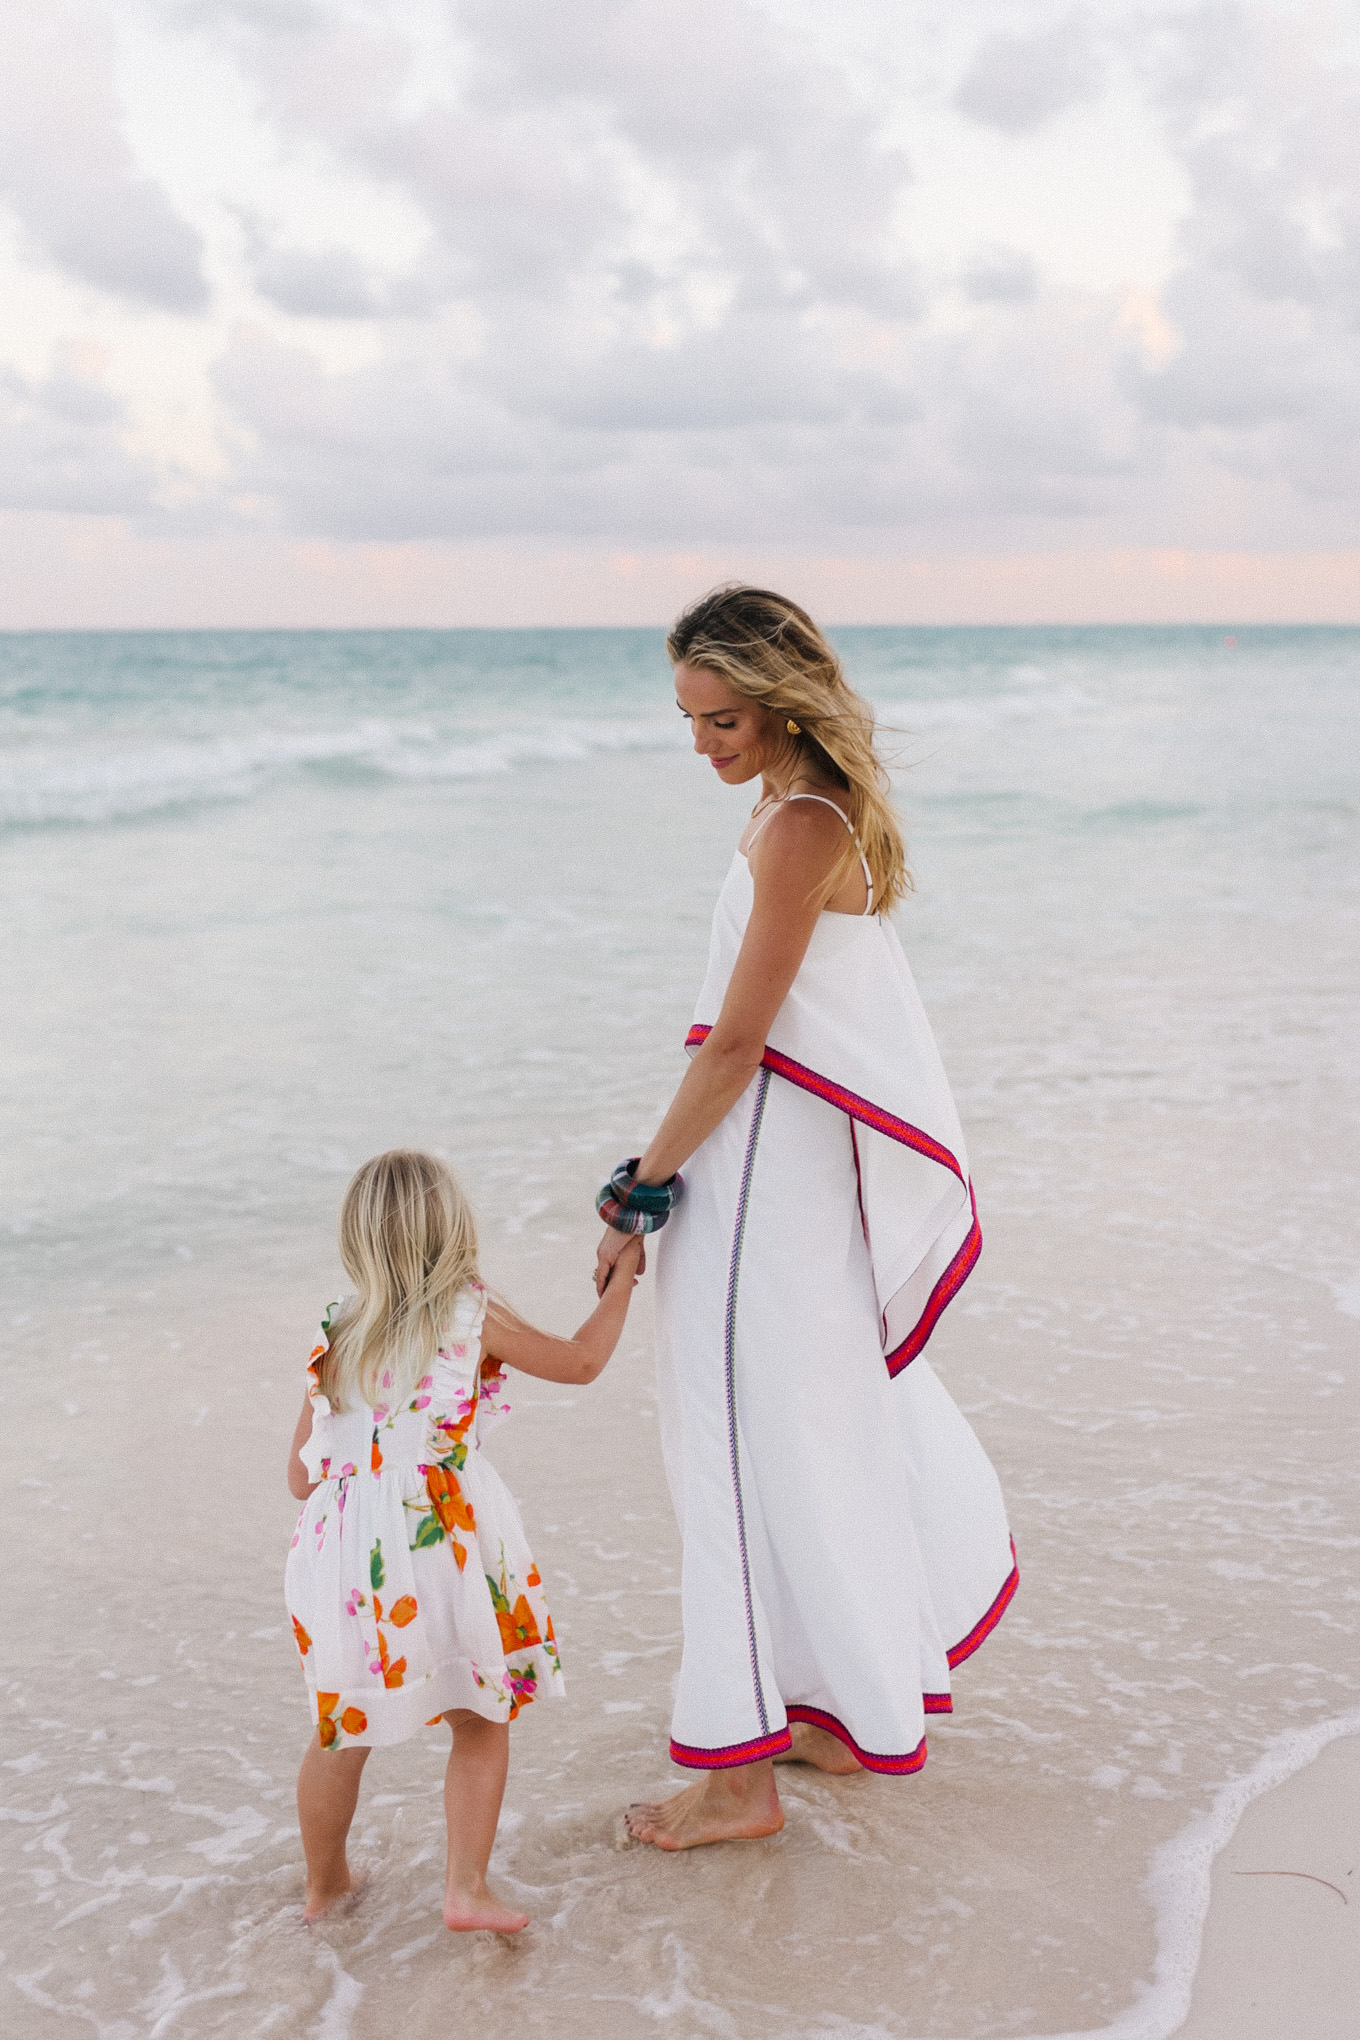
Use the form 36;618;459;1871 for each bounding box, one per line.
285;1281;564;1749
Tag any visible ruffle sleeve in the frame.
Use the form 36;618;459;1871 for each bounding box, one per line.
428;1281;512;1448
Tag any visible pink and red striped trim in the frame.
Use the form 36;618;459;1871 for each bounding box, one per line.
669;1727;792;1770
785;1706;929;1775
946;1540;1020;1669
686;1023;981;1374
666;1556;1018;1779
885;1185;982;1378
686;1026;965;1179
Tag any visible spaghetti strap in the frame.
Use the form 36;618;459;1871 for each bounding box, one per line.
780;793;876;915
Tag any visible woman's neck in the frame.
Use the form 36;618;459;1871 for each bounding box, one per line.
759;765;837;805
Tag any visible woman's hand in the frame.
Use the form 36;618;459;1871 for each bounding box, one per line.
595;1223;646;1297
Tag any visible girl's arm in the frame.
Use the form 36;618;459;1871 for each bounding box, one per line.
287;1394;318;1500
594;801;838;1293
483;1234;644;1385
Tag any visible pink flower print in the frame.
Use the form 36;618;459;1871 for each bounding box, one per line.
371;1404;390;1423
320;1457;331;1478
345;1589;364;1618
410;1392;431;1412
450;1342;467;1359
339;1462;356;1477
381;1369;393;1390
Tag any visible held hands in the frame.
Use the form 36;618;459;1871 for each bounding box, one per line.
595;1227;645;1298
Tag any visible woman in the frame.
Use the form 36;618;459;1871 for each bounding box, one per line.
595;587;1017;1850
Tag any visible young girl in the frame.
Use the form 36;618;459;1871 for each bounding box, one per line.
285;1148;644;1933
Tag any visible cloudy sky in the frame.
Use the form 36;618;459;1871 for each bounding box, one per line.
2;0;1358;624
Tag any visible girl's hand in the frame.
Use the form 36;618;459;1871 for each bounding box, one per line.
595;1224;645;1297
485;1233;645;1385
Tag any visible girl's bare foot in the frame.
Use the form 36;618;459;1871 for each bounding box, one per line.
625;1761;784;1850
773;1721;864;1774
303;1867;369;1922
444;1881;529;1933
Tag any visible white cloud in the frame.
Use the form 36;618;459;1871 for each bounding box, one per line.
0;351;157;513
0;0;1357;584
0;8;207;310
953;10;1106;137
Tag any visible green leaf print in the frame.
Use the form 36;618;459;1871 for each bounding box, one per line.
370;1538;385;1591
412;1514;445;1550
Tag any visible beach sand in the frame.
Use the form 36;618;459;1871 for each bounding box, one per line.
1177;1732;1359;2040
5;1155;1356;2039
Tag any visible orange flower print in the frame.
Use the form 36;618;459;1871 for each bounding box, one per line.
376;1630;406;1689
496;1595;542;1655
525;1565;542;1588
388;1595;418;1628
291;1615;312;1657
426;1464;476;1536
316;1693;367;1744
371;1427;383;1473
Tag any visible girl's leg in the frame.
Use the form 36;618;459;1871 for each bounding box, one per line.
297;1735;371;1920
442;1709;528;1933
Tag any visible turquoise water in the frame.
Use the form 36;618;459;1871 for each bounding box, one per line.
2;625;1356;1297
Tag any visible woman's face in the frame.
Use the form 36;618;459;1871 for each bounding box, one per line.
674;663;776;786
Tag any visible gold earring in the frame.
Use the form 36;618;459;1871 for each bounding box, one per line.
786;719;802;735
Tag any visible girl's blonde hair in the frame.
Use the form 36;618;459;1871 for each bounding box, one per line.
667;584;912;911
320;1150;480;1412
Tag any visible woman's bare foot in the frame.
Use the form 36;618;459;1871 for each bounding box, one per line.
303;1867;369;1923
625;1760;784;1850
444;1881;529;1933
773;1721;864;1775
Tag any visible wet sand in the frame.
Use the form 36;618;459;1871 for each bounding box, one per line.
5;1123;1357;2038
1177;1730;1360;2040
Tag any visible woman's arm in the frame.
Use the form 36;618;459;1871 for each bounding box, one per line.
483;1234;644;1385
594;802;843;1292
287;1393;318;1500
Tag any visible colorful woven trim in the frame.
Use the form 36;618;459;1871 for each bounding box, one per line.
945;1539;1019;1669
668;1727;793;1769
686;1022;981;1373
784;1706;929;1775
885;1185;982;1378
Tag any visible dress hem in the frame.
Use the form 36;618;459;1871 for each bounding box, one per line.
946;1540;1020;1668
785;1706;929;1775
669;1729;793;1769
299;1646;564;1750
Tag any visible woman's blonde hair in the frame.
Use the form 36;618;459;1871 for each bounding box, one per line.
667;585;911;911
320;1150;480;1412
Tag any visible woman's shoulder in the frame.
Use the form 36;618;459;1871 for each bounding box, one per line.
747;793;853;876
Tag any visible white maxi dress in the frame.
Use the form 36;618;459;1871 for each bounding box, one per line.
652;800;1017;1774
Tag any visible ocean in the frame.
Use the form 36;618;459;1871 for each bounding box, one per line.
3;625;1357;2038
